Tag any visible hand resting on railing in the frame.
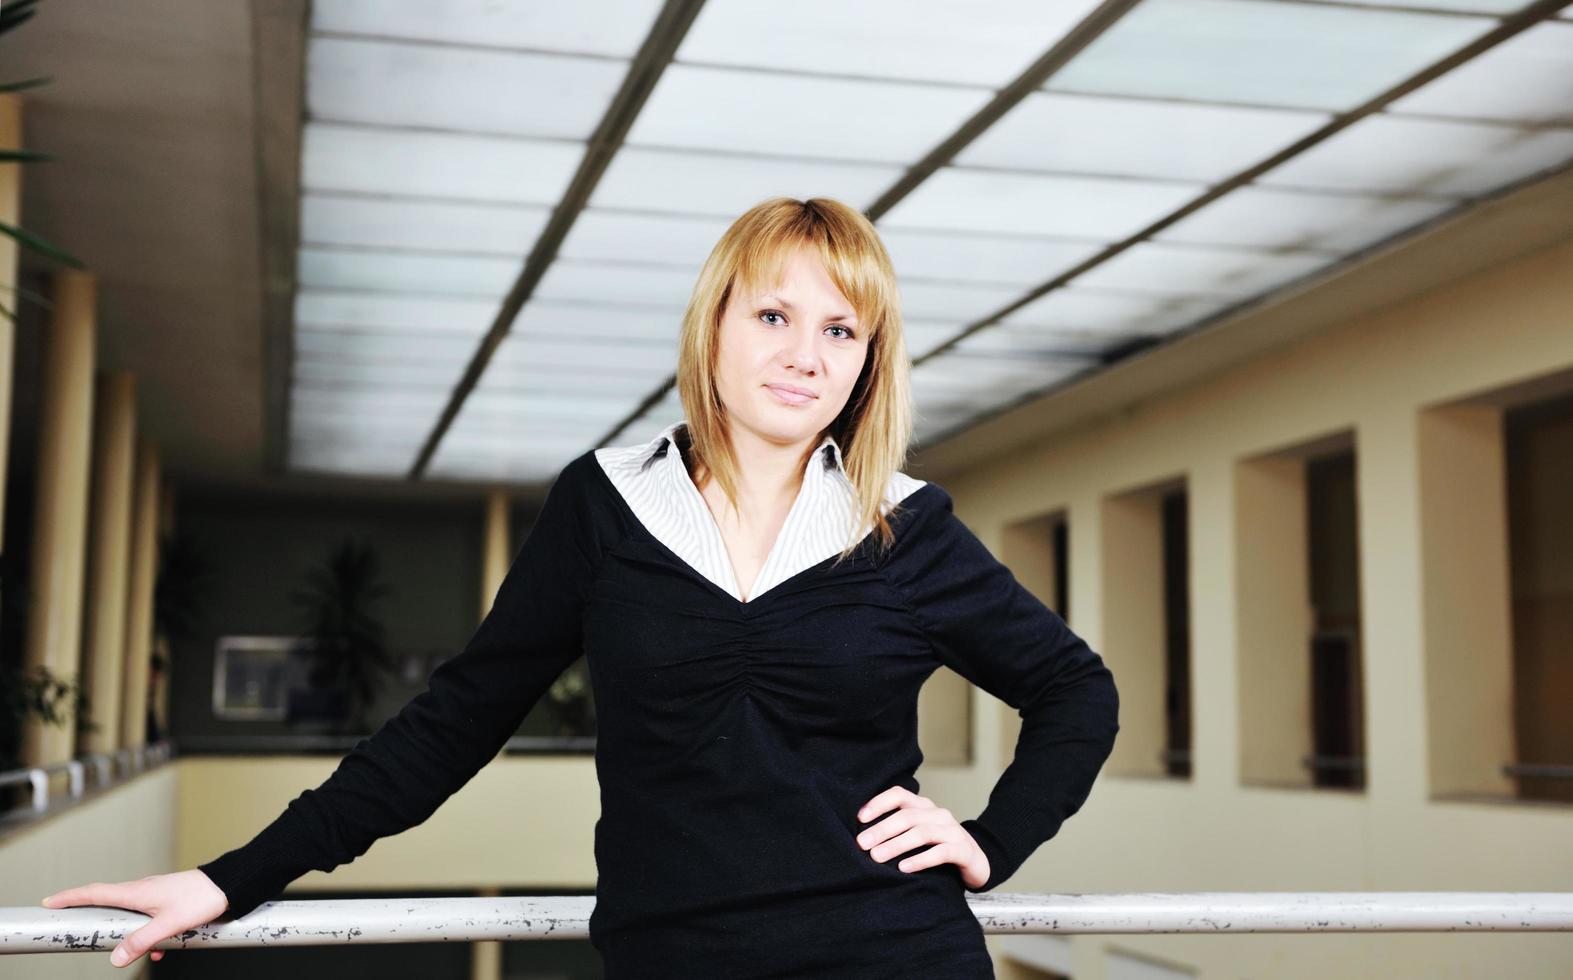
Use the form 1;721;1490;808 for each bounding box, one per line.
39;868;229;968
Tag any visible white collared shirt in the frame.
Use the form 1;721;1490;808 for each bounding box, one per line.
594;419;927;603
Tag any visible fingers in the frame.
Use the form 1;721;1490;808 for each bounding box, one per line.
113;917;173;968
857;785;930;823
40;882;128;910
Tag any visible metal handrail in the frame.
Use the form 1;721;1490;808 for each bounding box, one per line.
0;740;174;814
3;893;1571;953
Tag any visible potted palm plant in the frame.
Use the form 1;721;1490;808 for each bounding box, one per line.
288;536;396;735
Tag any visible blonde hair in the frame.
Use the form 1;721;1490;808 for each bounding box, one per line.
674;196;916;564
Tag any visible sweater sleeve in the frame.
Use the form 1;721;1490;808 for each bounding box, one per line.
196;452;608;918
881;484;1120;893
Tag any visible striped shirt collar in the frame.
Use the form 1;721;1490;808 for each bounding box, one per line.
595;418;925;604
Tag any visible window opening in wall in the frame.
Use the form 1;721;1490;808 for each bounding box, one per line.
1307;450;1365;791
1162;489;1192;779
1503;390;1573;805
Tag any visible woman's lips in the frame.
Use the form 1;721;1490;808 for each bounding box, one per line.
765;384;815;406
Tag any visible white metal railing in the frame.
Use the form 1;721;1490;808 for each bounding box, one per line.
0;739;174;817
3;893;1571;954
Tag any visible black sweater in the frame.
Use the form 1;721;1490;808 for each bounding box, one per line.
198;450;1120;977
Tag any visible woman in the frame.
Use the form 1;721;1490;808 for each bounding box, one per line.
41;197;1120;976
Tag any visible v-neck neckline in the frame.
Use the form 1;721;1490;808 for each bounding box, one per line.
671;441;818;605
586;448;933;614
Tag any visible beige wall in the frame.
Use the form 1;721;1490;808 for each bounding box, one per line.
916;234;1573;978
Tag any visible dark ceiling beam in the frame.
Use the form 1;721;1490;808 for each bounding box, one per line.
407;0;710;479
251;0;308;476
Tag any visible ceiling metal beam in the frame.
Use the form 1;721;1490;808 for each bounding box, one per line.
406;0;710;480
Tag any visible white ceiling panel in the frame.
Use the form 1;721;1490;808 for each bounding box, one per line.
302;122;585;204
532;260;702;307
1003;286;1232;334
1070;241;1336;298
297;246;518;297
1047;0;1497;111
627;64;993;163
877;227;1103;285
1261;114;1573;196
676;0;1105;87
300;193;550;255
958;91;1331;182
559;209;734;266
311;0;666;57
897;279;1027;323
512;299;684;343
295;291;500;335
589;146;904;215
881;167;1204;239
306;36;627;138
1154;185;1459;252
1386;21;1573;125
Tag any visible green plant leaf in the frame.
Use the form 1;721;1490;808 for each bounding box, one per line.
0;76;52;94
0;148;55;164
0;0;41;36
0;281;55;310
0;220;85;269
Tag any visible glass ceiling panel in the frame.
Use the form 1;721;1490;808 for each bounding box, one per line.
1046;0;1497;111
590;147;902;216
1386;21;1573;125
560;209;733;266
1071;241;1336;298
513;299;683;343
306;36;626;139
490;336;679;373
297;246;517;297
897;280;1027;324
302;122;584;204
904;319;973;359
1003;286;1232;334
291;387;447;416
957;91;1331;183
310;0;665;57
1261;114;1573;197
295;327;479;362
532;261;701;307
296;291;499;335
1154;185;1458;252
1333;0;1530;9
880;167;1204;240
676;0;1104;87
876;228;1103;285
626;64;993;164
301;192;549;255
293;358;465;388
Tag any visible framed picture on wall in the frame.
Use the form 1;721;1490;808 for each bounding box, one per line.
211;635;316;721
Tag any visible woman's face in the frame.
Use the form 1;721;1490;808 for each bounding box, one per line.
714;246;870;452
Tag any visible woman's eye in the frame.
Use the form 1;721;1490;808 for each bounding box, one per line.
827;325;855;340
759;310;786;326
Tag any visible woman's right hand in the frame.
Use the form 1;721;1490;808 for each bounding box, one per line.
41;868;231;968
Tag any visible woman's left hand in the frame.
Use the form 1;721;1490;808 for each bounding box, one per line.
855;786;990;890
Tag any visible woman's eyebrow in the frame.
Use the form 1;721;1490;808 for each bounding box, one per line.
757;294;858;323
